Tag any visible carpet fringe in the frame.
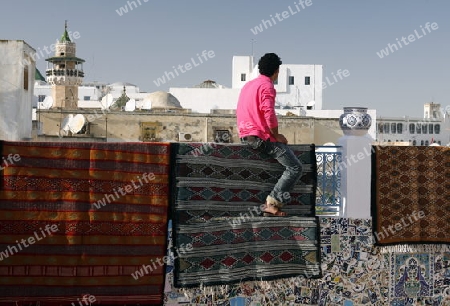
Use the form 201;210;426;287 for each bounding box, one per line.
377;244;450;253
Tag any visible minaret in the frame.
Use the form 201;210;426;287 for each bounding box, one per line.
45;21;84;109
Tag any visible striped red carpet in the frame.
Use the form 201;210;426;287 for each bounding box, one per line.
0;141;170;304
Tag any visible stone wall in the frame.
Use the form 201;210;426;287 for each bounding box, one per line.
35;110;342;145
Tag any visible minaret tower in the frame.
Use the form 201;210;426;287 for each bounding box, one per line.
45;21;84;109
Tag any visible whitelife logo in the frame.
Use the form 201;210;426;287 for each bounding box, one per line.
250;0;313;35
0;153;21;171
153;50;215;87
0;224;59;261
131;243;193;280
376;22;439;59
115;0;149;16
93;172;155;209
373;210;425;242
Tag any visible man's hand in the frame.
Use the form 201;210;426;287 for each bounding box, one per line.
274;134;288;144
269;127;288;144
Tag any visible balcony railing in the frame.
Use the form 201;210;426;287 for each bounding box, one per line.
315;146;342;216
46;69;84;78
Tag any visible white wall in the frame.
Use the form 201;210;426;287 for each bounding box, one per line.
232;56;254;89
274;64;323;110
231;56;323;110
170;88;241;113
0;40;35;140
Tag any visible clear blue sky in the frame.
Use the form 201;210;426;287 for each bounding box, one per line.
1;0;449;117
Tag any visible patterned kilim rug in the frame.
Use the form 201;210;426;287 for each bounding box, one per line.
0;141;170;304
372;146;450;246
171;143;321;287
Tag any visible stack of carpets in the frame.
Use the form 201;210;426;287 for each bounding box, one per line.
171;143;321;288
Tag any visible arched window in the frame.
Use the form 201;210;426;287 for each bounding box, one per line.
391;123;397;134
435;124;440;134
378;123;383;133
409;123;415;134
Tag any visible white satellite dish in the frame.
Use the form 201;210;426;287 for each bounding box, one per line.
61;114;73;131
59;114;73;137
69;114;86;134
429;142;440;146
124;98;136;112
142;99;152;110
101;94;114;109
307;100;316;107
42;96;53;109
106;94;113;108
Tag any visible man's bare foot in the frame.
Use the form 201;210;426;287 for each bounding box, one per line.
261;203;287;217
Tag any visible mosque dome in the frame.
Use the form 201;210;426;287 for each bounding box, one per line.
144;91;182;109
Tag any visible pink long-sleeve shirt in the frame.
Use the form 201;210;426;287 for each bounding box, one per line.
236;75;278;142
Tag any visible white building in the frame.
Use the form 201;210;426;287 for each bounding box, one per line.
376;102;450;146
169;55;323;113
34;81;149;110
0;40;36;140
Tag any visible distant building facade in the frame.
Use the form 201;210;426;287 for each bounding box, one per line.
0;40;36;140
376;103;450;146
169;55;323;113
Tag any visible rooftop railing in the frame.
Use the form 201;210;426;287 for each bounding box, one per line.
315;146;342;216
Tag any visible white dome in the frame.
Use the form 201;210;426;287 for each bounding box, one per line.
143;91;182;109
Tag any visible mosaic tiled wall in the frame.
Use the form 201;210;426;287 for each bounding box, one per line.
164;218;450;306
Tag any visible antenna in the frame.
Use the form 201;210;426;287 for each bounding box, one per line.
251;39;256;57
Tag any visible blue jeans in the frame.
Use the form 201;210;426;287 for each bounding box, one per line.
242;136;303;207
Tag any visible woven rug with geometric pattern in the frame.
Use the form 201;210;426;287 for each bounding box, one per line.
372;145;450;245
0;141;170;304
171;143;321;287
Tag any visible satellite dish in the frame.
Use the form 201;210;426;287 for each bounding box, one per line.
106;94;113;108
61;114;73;131
429;143;440;146
125;98;136;112
101;94;114;109
142;99;152;110
43;96;53;109
59;114;73;137
307;100;316;107
69;114;86;134
323;142;335;146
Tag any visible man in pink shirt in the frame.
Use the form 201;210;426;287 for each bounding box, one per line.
236;53;303;216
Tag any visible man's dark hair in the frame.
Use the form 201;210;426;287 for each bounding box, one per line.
258;53;282;77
